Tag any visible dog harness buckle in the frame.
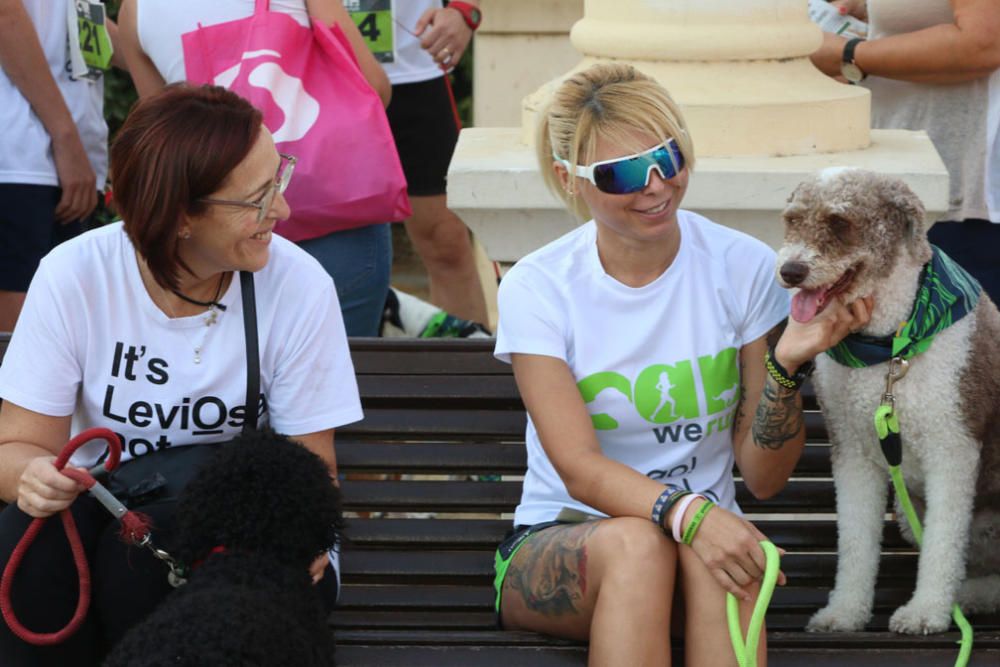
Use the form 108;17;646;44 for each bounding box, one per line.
880;357;909;410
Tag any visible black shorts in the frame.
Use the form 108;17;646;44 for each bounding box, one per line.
0;184;88;291
386;76;461;197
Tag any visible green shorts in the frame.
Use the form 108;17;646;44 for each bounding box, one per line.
492;521;564;616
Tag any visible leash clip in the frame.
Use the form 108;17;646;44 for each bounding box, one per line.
135;534;188;588
880;356;909;411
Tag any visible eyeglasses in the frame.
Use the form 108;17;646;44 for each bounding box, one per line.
200;153;297;225
554;139;685;195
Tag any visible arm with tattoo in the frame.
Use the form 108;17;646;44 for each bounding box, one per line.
732;322;808;498
752;374;804;450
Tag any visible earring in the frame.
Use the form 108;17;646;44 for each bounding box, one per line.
180;231;191;240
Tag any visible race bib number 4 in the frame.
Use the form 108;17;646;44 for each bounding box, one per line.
76;0;113;72
345;0;394;63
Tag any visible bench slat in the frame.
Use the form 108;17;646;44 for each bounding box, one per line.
345;409;829;440
340;550;921;583
336;584;921;612
340;479;841;513
335;627;1000;650
356;375;521;405
342;409;528;437
335;645;999;667
344;517;908;550
332;608;998;637
335;633;999;667
337;441;835;476
350;339;508;375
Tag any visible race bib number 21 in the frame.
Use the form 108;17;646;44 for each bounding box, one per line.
76;0;113;72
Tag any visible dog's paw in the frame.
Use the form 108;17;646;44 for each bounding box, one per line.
888;600;952;635
806;604;870;632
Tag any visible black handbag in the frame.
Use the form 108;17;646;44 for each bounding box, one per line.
103;272;261;508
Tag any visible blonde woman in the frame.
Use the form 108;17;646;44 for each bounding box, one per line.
491;63;873;665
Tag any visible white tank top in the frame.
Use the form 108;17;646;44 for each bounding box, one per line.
136;0;309;85
866;0;1000;223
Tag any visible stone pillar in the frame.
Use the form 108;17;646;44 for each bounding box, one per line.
473;0;583;127
522;0;869;156
451;0;948;261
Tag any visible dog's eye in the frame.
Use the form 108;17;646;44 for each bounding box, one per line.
828;215;851;230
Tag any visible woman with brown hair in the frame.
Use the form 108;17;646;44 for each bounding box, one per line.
0;84;361;665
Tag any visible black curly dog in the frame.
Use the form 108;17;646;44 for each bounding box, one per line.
104;429;343;666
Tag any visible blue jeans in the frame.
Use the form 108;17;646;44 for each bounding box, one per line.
297;224;392;337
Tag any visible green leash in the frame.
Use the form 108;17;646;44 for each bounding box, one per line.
726;540;780;667
875;358;973;667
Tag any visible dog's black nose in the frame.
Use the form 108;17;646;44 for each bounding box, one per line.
780;262;810;286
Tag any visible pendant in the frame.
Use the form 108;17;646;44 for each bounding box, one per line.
194;347;202;364
205;309;218;327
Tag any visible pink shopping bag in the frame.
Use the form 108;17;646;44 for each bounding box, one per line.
182;0;410;241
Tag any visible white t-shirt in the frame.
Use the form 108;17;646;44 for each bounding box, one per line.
136;0;310;85
495;211;789;526
0;0;108;188
374;0;445;85
0;222;363;468
866;0;1000;222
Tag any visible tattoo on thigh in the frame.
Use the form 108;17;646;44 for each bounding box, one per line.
503;523;598;617
752;375;803;450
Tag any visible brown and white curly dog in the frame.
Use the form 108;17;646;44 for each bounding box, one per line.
776;168;1000;635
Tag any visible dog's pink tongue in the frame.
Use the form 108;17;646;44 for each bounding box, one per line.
792;289;822;323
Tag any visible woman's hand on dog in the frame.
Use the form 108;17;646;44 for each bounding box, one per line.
777;295;874;373
16;456;87;518
686;503;787;600
310;553;328;584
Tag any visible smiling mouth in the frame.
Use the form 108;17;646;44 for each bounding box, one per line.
251;229;271;241
791;267;857;323
636;200;669;215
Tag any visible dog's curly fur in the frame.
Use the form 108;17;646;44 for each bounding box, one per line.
777;169;1000;635
104;429;343;666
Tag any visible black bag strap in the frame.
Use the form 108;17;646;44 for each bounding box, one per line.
239;271;260;432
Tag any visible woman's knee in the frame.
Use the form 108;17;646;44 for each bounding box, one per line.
589;517;677;583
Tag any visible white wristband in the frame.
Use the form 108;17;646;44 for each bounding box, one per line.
671;493;704;543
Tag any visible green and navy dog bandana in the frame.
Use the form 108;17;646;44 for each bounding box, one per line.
825;246;981;368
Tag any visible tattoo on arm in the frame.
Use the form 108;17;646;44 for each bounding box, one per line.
752;375;804;450
502;522;597;617
734;321;785;439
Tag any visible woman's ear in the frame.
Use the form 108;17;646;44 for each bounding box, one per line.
553;160;574;195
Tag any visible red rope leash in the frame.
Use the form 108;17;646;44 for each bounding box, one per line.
0;428;150;646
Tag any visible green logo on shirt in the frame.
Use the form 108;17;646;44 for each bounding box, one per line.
577;348;739;431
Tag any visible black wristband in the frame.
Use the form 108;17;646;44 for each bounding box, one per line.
765;342;814;391
650;485;688;532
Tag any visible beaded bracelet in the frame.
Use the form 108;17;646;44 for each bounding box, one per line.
681;499;716;545
650;485;689;532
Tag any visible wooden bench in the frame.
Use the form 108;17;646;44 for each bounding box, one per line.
2;333;998;665
334;338;1000;666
